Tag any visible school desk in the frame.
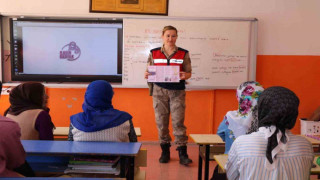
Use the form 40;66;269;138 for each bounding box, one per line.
1;178;125;180
21;140;141;180
301;135;320;150
190;134;225;180
214;154;320;175
311;156;320;174
213;154;228;173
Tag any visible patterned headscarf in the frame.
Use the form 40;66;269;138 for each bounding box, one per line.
227;81;264;138
257;86;299;168
70;80;132;132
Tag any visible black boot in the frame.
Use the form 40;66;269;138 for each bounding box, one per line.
177;146;193;165
159;143;171;163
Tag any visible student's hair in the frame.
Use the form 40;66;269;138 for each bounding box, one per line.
162;25;178;35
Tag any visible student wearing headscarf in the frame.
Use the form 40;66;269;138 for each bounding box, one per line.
217;81;264;154
0;118;26;177
226;86;314;180
0;82;34;177
5;82;54;140
68;80;137;142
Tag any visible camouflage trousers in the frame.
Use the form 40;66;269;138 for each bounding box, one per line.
152;84;188;146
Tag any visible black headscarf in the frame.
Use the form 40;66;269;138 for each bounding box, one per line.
7;82;46;116
258;86;299;164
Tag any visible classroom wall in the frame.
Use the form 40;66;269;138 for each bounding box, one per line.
0;0;319;141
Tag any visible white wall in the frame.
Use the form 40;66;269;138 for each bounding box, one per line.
0;0;319;55
1;17;11;82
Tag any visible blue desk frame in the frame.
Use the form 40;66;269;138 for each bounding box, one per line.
2;178;121;180
22;140;141;180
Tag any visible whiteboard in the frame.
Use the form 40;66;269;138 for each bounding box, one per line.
122;18;257;89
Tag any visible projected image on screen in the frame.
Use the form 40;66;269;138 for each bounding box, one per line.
11;19;123;82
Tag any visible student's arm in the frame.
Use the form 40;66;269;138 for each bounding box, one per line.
13;161;35;177
226;140;240;180
309;106;320;121
68;124;74;141
128;119;137;142
0;120;27;177
0;167;24;177
217;116;228;142
0;156;28;177
35;111;54;140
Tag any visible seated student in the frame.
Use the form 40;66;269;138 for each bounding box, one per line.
217;81;264;154
211;81;264;180
68;80;137;142
0;82;34;177
0;118;27;177
226;86;314;180
309;106;320;121
5;82;54;140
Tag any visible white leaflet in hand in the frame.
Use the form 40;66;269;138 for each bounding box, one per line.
147;66;180;83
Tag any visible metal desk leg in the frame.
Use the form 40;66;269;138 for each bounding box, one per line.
120;157;126;178
127;156;135;180
198;145;203;180
120;156;135;180
205;145;210;180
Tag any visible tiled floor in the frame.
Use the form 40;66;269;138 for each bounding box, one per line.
140;142;216;180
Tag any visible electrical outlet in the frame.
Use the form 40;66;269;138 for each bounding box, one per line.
1;87;12;95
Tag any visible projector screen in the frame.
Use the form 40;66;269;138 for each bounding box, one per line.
10;18;123;82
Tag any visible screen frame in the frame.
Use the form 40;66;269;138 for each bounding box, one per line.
0;15;3;82
10;18;123;83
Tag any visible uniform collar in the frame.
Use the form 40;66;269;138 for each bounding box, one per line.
161;45;178;54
